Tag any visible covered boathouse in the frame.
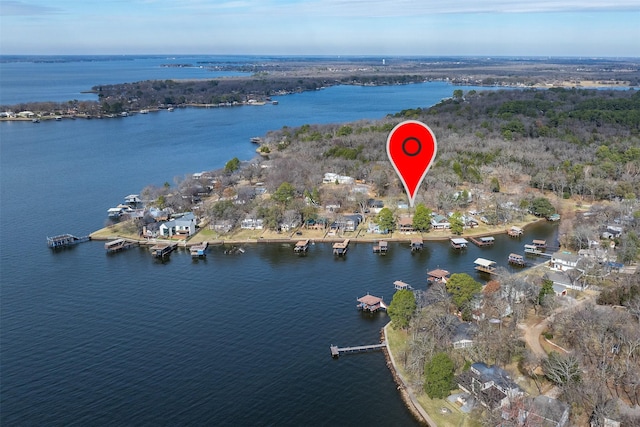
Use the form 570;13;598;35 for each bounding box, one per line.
357;294;387;312
427;269;451;284
332;239;350;256
474;257;497;274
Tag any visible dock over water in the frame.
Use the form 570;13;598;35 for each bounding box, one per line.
332;239;350;256
150;242;177;258
105;238;138;253
47;234;90;248
294;239;310;253
469;236;495;247
330;342;387;358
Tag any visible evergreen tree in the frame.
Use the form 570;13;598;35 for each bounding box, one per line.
449;211;464;235
387;289;416;329
376;207;395;233
446;273;482;311
424;352;455;399
412;203;432;231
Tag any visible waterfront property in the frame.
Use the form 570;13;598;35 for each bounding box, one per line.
46;234;90;248
450;237;468;250
456;362;524;410
532;239;547;249
393;280;412;291
524;244;552;257
357;294;387;312
470;236;495;247
330;342;386;358
333;239;350;256
507;226;523;237
373;240;389;254
508;253;526;266
427;268;450;284
294;239;310;253
150;242;177;258
410;238;423;252
474;257;497;274
105;238;138;253
190;241;208;257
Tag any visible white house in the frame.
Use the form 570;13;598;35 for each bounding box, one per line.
322;173;354;185
431;214;451;230
550;252;580;271
241;218;264;230
159;212;197;237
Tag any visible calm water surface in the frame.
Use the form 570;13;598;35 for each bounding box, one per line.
0;57;557;425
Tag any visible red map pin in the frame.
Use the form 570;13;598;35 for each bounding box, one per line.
386;120;437;208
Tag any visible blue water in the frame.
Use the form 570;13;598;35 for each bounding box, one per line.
0;56;558;425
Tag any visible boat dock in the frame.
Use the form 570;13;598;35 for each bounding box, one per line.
330;342;387;358
47;234;90;248
333;239;350;256
357;294;387;312
507;226;523;237
524;244;553;257
508;253;526;266
105;238;138;253
450;237;468;249
393;280;412;291
372;240;388;254
150;242;177;258
427;268;450;284
190;241;208;257
532;239;547;249
474;257;497;274
294;239;310;253
469;236;495;247
410;238;423;251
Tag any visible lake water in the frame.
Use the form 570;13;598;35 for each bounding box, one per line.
0;56;558;426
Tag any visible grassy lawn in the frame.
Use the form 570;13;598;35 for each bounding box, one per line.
385;326;481;427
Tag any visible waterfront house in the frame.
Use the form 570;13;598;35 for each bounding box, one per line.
550;251;580;271
209;219;234;233
452;320;476;349
142;222;161;238
241;217;264;230
457;362;524;410
397;215;415;233
367;221;388;234
332;214;362;232
431;214;451;230
159;212;197;237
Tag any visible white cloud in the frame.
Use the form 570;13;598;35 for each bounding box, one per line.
0;0;62;16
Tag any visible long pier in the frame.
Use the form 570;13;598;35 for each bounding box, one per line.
330;342;386;358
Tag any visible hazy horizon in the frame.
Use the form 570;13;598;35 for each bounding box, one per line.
1;1;638;57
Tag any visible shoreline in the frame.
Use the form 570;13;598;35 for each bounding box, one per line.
89;217;548;247
383;323;435;426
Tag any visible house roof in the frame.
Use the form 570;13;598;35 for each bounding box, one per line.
530;395;570;424
427;269;450;278
471;362;520;392
358;294;383;305
552;251;580;263
474;258;496;267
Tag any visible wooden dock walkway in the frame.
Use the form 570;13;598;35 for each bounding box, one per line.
469;236;495;247
105;238;138;253
330;342;387;358
47;234;90;248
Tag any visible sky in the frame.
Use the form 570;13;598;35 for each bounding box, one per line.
0;0;639;57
